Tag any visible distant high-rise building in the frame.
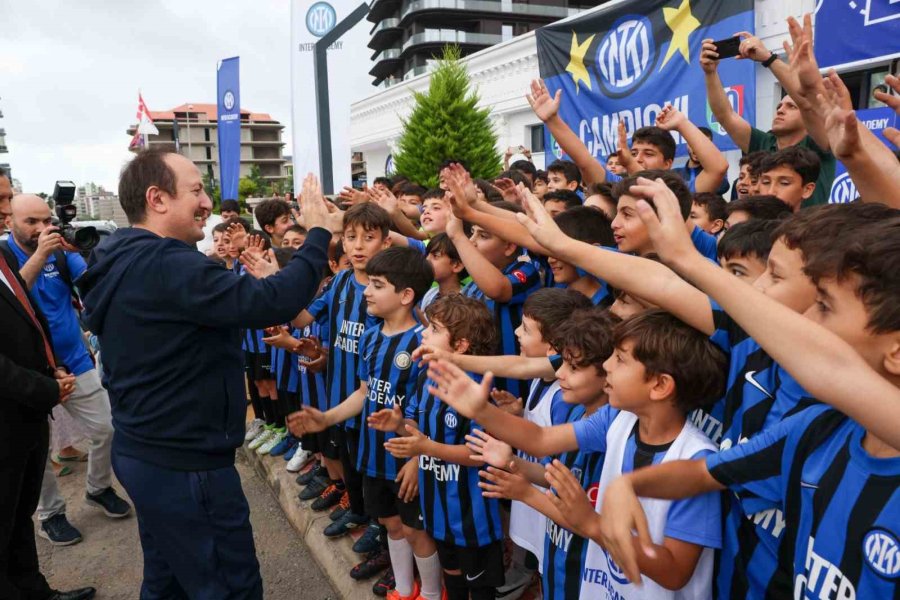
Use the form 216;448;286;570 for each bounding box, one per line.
76;182;127;226
126;104;287;196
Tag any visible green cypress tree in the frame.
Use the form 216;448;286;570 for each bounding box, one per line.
393;46;502;188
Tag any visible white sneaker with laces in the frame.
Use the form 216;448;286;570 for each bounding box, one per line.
257;429;287;455
286;447;313;473
244;419;265;442
248;428;274;451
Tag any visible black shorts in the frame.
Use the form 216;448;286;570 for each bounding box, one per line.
362;475;423;529
435;539;505;589
319;427;340;460
278;389;301;412
244;352;273;381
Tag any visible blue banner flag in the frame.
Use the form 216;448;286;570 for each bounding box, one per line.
815;0;900;69
828;106;897;204
217;56;241;201
536;0;755;163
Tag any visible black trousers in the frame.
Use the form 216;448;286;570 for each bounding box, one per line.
0;421;52;600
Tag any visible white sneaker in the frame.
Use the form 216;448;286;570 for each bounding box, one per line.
244;419;265;442
496;562;534;600
248;427;274;451
257;429;287;455
286;447;313;473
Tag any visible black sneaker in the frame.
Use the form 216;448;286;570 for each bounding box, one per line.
298;476;329;501
352;521;384;554
296;462;323;486
310;483;343;511
38;514;83;546
351;548;391;581
85;487;132;518
329;491;350;521
372;566;395;596
324;511;368;538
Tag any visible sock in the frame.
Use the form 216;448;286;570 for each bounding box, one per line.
387;537;415;597
444;573;468;600
334;480;346;491
415;551;443;600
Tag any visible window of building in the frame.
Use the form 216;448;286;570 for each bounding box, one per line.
529;124;546;153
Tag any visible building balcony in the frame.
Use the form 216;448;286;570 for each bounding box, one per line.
240;157;286;163
369;17;402;49
370;47;404;79
368;0;402;23
399;0;574;24
401;30;502;53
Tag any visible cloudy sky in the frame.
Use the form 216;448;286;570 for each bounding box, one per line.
2;0;296;194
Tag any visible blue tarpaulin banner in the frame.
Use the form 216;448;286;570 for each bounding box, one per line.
815;0;900;69
828;106;897;203
536;0;756;162
217;56;241;201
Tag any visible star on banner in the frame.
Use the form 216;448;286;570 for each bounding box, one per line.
660;0;700;71
566;32;595;93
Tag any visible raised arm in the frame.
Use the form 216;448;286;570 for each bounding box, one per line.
656;107;727;193
412;344;556;380
700;39;752;152
445;211;513;302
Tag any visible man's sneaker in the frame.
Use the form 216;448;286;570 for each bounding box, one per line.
248;426;274;450
372;566;395;596
351;548;391;580
286;448;313;473
352;522;384;554
38;514;83;546
256;429;287;455
386;581;419;600
85;487;132;518
311;483;343;511
496;561;534;600
324;510;367;538
298;476;330;501
270;434;298;457
296;462;324;486
244;418;265;442
329;491;351;521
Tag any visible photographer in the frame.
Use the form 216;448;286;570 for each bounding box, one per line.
4;195;131;548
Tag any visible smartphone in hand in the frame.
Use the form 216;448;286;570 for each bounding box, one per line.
711;36;742;59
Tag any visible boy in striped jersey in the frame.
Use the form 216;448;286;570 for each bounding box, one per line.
370;295;504;600
292;247;442;600
598;180;900;600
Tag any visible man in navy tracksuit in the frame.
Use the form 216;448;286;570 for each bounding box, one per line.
78;150;332;599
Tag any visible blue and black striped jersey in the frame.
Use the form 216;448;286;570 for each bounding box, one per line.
405;372;503;547
356;323;424;480
234;262;269;356
271;326;299;393
306;269;379;428
462;259;541;399
708;406;900;599
297;321;327;411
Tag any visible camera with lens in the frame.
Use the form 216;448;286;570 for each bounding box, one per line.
52;180;100;252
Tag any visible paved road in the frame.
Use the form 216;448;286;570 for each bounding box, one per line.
36;451;337;599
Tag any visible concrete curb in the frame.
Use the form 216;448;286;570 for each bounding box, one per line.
242;446;380;600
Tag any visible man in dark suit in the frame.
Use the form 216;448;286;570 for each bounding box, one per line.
0;181;96;600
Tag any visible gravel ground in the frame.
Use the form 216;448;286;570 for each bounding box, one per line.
36;451;337;599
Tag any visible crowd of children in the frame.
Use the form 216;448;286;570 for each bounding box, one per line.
205;17;899;600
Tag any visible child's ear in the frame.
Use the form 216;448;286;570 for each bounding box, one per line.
711;219;726;235
566;181;579;192
453;337;472;354
451;260;465;274
400;286;416;307
801;182;816;200
381;235;392;249
648;372;677;402
503;242;519;258
882;334;900;377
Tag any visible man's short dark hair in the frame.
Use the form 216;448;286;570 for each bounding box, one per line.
555;206;615;247
398;183;427;198
759;146;821;185
365;246;435;304
254;198;291;230
373;176;393;188
614;310;728;413
523;288;593;343
551;307;616;372
632;126;676;161
546;159;582;186
343;202;391;237
118;149;177;224
510;160;537;179
717;219;780;262
220;199;240;214
692;192;727;222
803;214;900;334
542;190;582;211
614;169;692;220
496;169;531;190
725;195;792;220
425;294;496;356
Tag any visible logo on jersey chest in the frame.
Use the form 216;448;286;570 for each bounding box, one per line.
394;351;412;370
863;528;900;580
444;412;458;429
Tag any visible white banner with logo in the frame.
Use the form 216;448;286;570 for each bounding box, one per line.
291;0;371;193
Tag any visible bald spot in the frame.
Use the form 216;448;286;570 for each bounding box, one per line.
10;194;51;218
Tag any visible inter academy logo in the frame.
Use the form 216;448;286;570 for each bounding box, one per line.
604;547;630;584
223;90;235;111
829;172;858;205
863;528;900;579
595;15;657;98
394;351;412;370
444;413;458;429
306;2;337;37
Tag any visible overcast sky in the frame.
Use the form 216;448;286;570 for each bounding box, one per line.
2;0;295;194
